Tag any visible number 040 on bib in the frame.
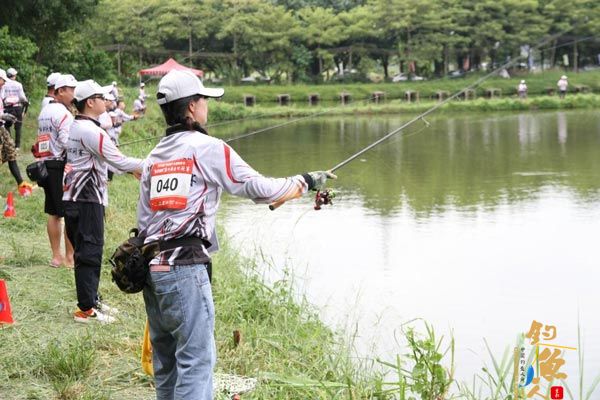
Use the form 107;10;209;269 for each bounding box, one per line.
150;159;193;211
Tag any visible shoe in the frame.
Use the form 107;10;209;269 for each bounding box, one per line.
49;260;61;268
73;307;115;324
96;301;119;315
18;181;33;197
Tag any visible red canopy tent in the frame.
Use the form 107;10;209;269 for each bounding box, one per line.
139;58;204;78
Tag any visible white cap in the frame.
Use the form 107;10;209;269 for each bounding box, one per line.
140;82;145;87
104;93;116;101
520;80;525;84
54;74;78;90
561;75;567;80
7;67;17;76
47;72;62;87
74;79;110;102
0;68;8;82
112;81;117;86
157;70;224;105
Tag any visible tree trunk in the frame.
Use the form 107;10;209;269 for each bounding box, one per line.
188;30;193;67
348;49;353;71
382;55;389;79
443;44;449;75
549;39;557;67
117;45;122;76
573;41;578;73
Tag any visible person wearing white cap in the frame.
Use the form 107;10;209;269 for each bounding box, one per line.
110;81;119;100
2;67;29;149
64;79;143;324
41;72;62;109
133;93;146;115
137;70;335;398
557;75;568;99
139;82;147;101
0;68;33;196
517;80;528;99
35;73;77;268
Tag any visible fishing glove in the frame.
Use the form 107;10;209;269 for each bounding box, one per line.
1;113;16;123
303;170;337;191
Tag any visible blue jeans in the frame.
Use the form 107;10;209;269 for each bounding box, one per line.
143;264;216;400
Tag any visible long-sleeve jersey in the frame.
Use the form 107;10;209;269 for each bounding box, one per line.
36;102;73;160
112;108;134;138
2;79;28;107
137;126;309;266
41;96;54;109
63;116;143;206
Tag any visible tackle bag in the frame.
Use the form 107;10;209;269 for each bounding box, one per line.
110;229;207;294
26;161;48;186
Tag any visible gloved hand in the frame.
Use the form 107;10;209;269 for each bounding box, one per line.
1;113;17;123
305;170;337;191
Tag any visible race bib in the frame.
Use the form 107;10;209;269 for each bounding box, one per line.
150;159;193;211
36;134;52;157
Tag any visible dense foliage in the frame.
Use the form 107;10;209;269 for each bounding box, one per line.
0;0;599;86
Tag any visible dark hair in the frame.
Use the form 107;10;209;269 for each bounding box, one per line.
158;94;206;131
73;99;86;113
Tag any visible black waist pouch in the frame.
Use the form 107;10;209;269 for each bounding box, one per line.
110;229;205;294
26;161;48;186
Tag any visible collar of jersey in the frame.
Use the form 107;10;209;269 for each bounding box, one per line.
75;114;101;127
165;123;208;137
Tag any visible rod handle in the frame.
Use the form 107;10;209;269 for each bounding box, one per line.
268;199;286;210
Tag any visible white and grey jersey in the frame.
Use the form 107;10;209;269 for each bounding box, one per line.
36;102;73;161
112;108;134;137
2;80;27;106
137;127;310;266
41;96;54;109
63;116;143;206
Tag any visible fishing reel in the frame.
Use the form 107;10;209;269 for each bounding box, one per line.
314;189;335;210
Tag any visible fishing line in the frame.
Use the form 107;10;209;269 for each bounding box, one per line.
268;24;583;210
119;92;383;148
328;28;577;173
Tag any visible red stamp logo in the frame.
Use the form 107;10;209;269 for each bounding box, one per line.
550;386;564;399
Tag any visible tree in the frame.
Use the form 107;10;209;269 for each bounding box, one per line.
296;7;346;79
0;0;98;64
0;27;38;90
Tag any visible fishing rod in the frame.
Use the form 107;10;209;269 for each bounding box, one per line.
118;91;384;148
268;26;578;211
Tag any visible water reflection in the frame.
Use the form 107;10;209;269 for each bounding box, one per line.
218;111;600;217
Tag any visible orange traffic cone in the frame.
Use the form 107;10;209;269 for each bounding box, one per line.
3;191;15;218
0;279;14;325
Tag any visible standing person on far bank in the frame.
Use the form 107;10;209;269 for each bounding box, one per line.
64;80;143;324
557;75;568;99
35;74;77;268
137;70;336;399
517;80;528;99
2;67;29;150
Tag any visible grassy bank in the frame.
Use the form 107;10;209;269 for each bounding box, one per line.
218;69;600;104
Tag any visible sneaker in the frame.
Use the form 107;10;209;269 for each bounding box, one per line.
18;181;33;197
96;301;119;315
73;307;115;324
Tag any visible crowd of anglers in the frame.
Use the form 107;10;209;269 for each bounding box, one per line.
1;66;334;399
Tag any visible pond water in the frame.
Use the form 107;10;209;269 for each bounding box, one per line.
213;110;600;387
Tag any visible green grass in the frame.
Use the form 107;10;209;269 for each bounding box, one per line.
217;69;600;104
